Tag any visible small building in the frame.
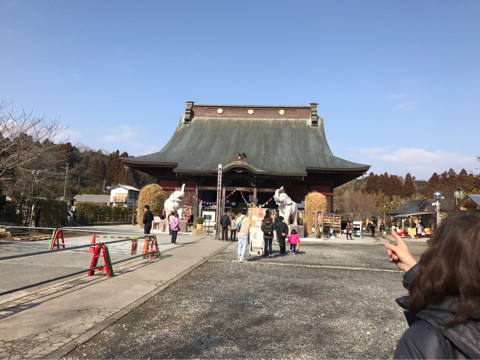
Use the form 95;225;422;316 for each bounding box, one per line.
389;199;437;229
459;194;480;211
73;194;111;207
110;184;140;207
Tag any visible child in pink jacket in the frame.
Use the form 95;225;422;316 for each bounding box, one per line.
288;229;300;254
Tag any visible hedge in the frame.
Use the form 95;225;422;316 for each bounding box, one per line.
0;198;68;227
0;202;23;224
75;203;132;225
31;198;68;227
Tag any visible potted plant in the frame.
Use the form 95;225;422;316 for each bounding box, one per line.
195;216;205;230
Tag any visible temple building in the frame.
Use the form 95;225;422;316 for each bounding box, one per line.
123;101;370;216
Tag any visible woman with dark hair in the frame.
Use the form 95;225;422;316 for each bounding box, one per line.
261;211;275;257
385;212;480;358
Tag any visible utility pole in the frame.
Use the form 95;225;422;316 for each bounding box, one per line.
124;166;129;184
433;191;444;228
63;163;69;200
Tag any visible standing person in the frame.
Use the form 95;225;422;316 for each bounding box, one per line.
143;205;154;235
288;229;300;254
220;213;231;241
275;216;288;255
273;214;280;242
415;222;424;238
385;212;480;359
167;211;175;235
261;211;275;257
345;222;353;240
379;222;386;237
230;216;237;242
370;222;376;237
170;214;180;244
237;209;250;262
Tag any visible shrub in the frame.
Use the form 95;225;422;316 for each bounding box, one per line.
75;203;131;225
195;216;205;225
151;192;165;217
0;202;22;224
33;198;68;227
137;184;164;224
304;192;327;237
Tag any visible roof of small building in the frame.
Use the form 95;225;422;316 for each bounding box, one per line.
460;194;480;209
468;194;480;206
74;194;110;204
112;184;140;192
123;103;370;176
389;199;436;217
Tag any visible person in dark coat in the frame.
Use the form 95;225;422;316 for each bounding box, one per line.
274;216;289;255
345;222;353;240
385;212;480;359
220;213;231;241
261;211;275;257
143;205;154;235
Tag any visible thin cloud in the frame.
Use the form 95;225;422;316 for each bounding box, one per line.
102;125;138;143
386;92;416;111
395;100;416;111
53;127;80;143
387;93;406;100
359;146;391;155
357;146;478;179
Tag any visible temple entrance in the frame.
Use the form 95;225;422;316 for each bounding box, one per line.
196;186;278;214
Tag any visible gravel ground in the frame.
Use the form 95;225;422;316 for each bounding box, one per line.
68;241;427;359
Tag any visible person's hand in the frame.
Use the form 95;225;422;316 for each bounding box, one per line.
385;230;417;272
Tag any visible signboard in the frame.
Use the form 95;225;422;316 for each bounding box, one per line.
249;207;266;254
333;215;342;232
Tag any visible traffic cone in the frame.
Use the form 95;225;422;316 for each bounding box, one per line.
87;234;96;253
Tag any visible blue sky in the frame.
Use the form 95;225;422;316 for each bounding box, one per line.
1;0;479;180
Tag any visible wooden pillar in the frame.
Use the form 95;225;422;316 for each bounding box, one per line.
253;187;258;206
194;185;199;219
222;187;226;214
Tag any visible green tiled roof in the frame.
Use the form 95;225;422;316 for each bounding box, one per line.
124;114;370;176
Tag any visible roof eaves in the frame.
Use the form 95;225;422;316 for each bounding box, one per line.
393;211;437;218
306;166;370;173
172;168;307;178
122;159;178;168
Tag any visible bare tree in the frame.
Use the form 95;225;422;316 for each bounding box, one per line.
0;101;66;196
335;189;377;221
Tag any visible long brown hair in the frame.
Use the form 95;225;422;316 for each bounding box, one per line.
408;212;480;327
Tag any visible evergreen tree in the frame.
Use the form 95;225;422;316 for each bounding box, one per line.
446;168;458;194
377;173;389;195
423;172;441;197
403;173;416;197
89;158;105;186
105;150;121;185
364;172;378;193
457;169;474;192
389;175;404;197
117;152;135;185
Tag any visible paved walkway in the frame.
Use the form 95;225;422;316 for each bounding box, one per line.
0;234;227;359
66;241;428;359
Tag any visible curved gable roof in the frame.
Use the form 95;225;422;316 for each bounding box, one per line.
124;105;370;177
